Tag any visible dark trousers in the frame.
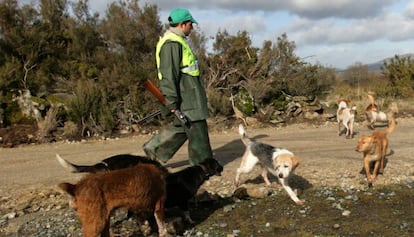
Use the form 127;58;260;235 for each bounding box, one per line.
143;119;213;165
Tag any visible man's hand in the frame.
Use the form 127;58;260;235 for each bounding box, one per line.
171;109;189;127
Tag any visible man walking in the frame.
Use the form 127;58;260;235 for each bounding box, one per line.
143;9;213;165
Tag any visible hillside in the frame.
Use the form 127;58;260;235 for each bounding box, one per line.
366;53;414;71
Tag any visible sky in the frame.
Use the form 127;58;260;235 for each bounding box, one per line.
22;0;414;69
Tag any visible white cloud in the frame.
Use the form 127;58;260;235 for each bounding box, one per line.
201;13;267;37
404;0;414;18
287;10;414;46
287;0;395;19
147;0;395;19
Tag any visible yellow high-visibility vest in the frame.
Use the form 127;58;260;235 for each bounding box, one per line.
156;31;200;80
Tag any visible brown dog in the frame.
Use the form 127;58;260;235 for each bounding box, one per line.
57;154;223;226
59;163;168;237
356;114;396;186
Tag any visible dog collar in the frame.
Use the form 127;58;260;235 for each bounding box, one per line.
199;164;211;180
99;161;109;168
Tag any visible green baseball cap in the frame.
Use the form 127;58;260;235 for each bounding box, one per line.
168;8;198;24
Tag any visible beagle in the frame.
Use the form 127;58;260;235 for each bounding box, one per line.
234;124;304;205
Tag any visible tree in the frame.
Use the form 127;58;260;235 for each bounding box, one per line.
0;0;72;129
98;0;162;125
62;0;103;82
0;1;343;140
342;63;368;99
381;55;414;98
205;30;256;90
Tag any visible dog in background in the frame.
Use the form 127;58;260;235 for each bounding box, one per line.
365;94;398;129
234;124;304;205
337;99;357;138
59;163;168;237
337;99;350;110
365;94;379;112
57;154;223;224
356;114;396;186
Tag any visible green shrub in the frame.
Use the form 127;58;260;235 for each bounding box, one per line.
235;89;255;116
207;89;233;116
67;80;115;136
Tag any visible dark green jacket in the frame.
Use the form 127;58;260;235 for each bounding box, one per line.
158;39;209;121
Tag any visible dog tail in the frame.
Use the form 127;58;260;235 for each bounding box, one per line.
58;182;76;197
56;154;81;173
366;94;378;111
238;124;250;145
367;94;375;106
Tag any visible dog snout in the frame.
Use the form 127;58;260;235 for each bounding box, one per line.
202;158;223;176
278;173;284;178
216;165;223;176
213;159;223;176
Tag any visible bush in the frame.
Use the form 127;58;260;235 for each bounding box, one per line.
63;121;79;140
67;80;115;136
235;89;255;116
207;89;233;116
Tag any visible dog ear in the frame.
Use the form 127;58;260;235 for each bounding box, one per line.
291;156;300;169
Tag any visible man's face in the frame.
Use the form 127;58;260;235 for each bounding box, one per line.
180;21;193;36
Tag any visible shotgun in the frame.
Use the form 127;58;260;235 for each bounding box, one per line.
136;110;161;124
144;80;189;127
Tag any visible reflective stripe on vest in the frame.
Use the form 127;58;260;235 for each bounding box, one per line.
156;31;200;80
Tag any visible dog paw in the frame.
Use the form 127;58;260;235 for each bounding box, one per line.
185;218;195;225
267;183;278;189
367;176;377;185
295;200;305;206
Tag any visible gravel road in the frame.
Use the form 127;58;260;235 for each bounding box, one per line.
1;118;414;236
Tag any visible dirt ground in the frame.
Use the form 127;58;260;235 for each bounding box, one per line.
1;117;414;197
1;118;414;236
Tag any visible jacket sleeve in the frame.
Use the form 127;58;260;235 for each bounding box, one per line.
158;41;183;112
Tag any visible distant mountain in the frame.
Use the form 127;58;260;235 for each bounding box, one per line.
366;53;414;71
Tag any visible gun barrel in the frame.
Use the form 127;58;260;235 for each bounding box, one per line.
137;110;161;124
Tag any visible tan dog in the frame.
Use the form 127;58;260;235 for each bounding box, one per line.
337;99;357;138
234;124;304;205
356;114;396;186
365;94;398;129
59;163;168;237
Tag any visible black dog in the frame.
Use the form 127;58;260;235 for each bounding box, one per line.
56;153;166;173
57;154;223;223
165;158;223;223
